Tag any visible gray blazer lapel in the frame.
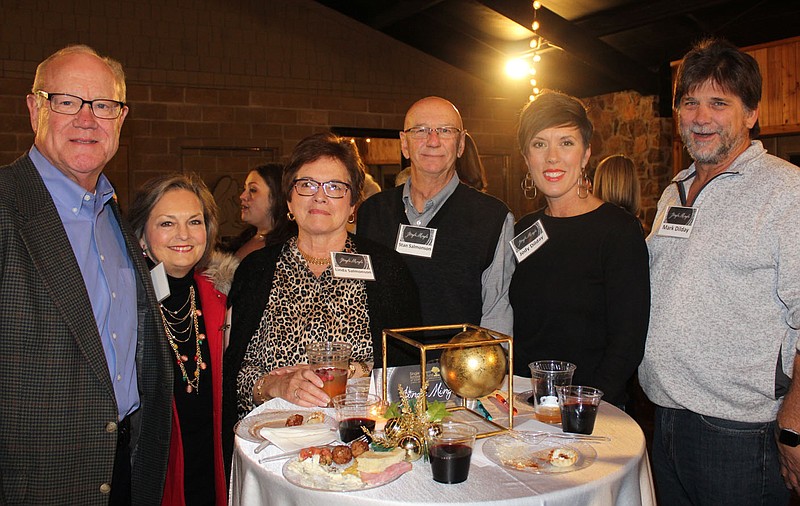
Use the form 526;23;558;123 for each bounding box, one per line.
14;156;115;398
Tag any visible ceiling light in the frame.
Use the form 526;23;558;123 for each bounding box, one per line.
505;58;530;79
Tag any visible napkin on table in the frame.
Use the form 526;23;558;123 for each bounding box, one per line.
258;425;337;452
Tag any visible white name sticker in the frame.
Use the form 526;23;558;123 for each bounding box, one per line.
395;224;436;258
657;206;697;238
149;262;171;302
331;252;375;280
510;219;548;262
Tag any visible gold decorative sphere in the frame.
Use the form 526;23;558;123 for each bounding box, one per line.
440;329;507;398
397;433;423;462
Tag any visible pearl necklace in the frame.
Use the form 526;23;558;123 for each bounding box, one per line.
159;286;206;394
298;245;331;265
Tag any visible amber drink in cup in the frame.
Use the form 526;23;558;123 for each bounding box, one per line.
307;341;351;407
529;360;576;424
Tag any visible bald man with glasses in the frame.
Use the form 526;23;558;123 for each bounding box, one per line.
357;97;514;353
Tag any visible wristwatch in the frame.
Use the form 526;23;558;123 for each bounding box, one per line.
777;426;800;447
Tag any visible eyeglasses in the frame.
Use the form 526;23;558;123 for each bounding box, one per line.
402;126;462;139
34;90;125;119
292;178;351;199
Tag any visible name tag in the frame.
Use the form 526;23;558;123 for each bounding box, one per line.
510;219;548;262
149;262;171;302
657;206;697;238
331;252;375;280
395;224;436;258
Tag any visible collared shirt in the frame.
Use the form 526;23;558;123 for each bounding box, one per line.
30;146;139;420
402;173;515;335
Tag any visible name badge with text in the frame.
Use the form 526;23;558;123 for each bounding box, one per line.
395;224;436;258
331;252;375;280
510;219;548;262
149;262;171;302
657;206;697;238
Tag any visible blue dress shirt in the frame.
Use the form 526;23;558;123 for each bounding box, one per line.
30;146;139;420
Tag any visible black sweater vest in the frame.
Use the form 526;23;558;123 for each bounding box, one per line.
357;182;508;333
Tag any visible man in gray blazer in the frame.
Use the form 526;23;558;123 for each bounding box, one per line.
0;45;172;505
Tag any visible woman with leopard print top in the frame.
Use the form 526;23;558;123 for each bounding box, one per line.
223;133;421;436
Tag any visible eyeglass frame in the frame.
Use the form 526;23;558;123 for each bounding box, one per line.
401;126;463;139
292;177;352;199
33;90;126;119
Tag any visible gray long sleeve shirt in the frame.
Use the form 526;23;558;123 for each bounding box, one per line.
639;141;800;422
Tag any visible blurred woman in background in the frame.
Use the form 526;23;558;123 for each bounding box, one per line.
593;154;641;218
455;132;488;191
229;163;295;260
510;90;650;408
129;173;234;506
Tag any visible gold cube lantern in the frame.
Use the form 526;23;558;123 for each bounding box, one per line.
380;323;514;438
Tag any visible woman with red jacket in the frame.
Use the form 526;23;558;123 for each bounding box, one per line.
130;173;237;506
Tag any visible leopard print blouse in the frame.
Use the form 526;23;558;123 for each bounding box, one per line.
237;236;373;415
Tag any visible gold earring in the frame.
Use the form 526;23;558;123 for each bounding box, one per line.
521;173;537;200
287;211;295;221
347;213;355;224
577;169;589;199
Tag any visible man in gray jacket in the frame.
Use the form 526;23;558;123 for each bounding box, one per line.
0;45;171;505
639;37;800;505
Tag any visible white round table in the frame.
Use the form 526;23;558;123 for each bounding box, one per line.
229;390;655;506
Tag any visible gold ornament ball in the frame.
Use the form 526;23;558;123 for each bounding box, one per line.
440;329;507;398
397;433;423;462
384;418;401;439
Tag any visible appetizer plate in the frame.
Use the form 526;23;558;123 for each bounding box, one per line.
282;456;409;492
482;434;596;474
235;410;335;443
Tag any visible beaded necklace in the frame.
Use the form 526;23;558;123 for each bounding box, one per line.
159;286;206;393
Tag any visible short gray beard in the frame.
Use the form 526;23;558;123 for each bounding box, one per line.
680;126;746;166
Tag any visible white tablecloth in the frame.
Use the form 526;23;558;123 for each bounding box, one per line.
230;380;655;506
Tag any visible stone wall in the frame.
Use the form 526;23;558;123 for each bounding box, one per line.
585;91;674;229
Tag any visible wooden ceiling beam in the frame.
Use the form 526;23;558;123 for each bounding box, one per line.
478;0;658;94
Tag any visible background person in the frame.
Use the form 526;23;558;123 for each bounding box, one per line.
510;90;650;408
222;132;420;470
639;38;800;505
226;163;295;260
455;132;488;191
0;45;171;505
592;154;641;218
129;173;234;506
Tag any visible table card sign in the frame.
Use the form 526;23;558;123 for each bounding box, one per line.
373;362;459;405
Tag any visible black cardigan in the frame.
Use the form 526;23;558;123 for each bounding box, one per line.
221;233;421;474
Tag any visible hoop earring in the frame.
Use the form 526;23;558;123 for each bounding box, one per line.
287;211;295;221
520;172;537;200
347;213;355;224
577;169;590;199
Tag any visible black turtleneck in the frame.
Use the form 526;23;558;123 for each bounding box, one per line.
162;269;215;506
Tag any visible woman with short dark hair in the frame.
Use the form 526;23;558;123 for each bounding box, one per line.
511;91;650;407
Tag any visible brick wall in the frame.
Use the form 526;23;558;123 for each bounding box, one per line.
0;0;671;222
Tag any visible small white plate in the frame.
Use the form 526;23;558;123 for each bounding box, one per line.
235;410;335;443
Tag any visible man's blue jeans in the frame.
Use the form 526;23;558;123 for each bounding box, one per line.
652;406;789;505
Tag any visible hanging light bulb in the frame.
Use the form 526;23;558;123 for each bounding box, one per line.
533;54;541;63
533;1;541;9
530;78;537;86
531;20;540;31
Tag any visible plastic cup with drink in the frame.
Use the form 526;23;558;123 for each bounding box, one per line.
528;360;576;424
307;341;351;407
426;421;478;484
557;385;603;435
332;392;382;443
